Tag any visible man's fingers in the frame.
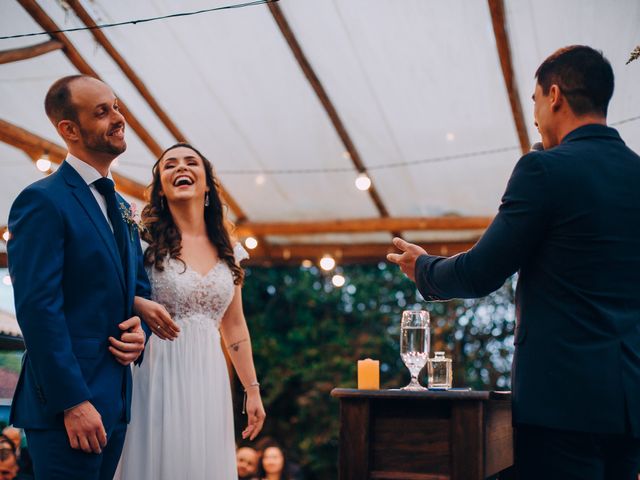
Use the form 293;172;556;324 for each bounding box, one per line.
392;237;409;251
119;316;140;331
78;434;91;453
68;432;79;450
98;426;108;448
119;332;145;344
109;336;143;352
109;346;136;364
88;432;102;454
387;253;402;264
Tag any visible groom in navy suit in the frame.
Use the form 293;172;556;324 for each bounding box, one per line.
389;46;640;478
7;75;152;479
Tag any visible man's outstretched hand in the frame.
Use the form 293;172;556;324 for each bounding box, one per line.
386;237;427;282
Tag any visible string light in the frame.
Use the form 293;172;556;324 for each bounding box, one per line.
355;173;371;191
0;0;278;40
2;230;9;242
301;259;313;268
36;153;51;172
2;275;11;286
331;274;345;287
244;237;258;250
255;174;266;186
319;255;335;271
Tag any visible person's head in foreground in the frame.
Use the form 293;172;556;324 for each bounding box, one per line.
142;142;243;284
45;75;126;170
533;45;613;149
0;429;20;457
237;445;259;479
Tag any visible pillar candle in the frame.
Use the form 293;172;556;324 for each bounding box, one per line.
357;358;380;390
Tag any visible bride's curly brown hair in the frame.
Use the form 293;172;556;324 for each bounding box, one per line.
141;143;244;285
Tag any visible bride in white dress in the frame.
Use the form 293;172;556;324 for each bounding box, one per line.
117;143;265;479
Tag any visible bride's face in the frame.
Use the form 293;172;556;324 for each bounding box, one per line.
158;146;209;206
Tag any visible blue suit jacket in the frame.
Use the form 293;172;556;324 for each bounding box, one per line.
7;161;151;430
415;125;640;435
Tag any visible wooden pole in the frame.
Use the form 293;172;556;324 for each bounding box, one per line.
0;39;63;64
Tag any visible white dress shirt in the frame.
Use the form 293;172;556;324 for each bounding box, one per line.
65;154;115;232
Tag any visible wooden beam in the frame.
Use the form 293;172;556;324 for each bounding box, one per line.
268;2;391;218
0;252;6;269
0;39;63;64
246;241;476;266
488;0;531;154
0;118;146;200
236;216;492;236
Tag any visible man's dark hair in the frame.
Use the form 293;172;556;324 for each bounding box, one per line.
44;74;91;124
535;45;614;116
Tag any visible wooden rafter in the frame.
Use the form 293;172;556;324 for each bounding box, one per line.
0;118;146;200
0;39;62;64
246;241;476;266
16;0;248;223
236;216;492;236
488;0;531;154
267;2;391;221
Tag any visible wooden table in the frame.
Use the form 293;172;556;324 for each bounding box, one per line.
331;389;513;480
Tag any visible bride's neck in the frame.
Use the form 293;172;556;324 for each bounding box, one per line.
168;201;206;237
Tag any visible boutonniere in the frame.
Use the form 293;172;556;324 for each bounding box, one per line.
119;202;145;241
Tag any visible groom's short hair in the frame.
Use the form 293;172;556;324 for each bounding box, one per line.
44;74;91;124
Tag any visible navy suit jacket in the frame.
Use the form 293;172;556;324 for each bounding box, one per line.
415;125;640;435
7;161;151;430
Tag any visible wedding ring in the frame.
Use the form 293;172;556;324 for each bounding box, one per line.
156;324;161;329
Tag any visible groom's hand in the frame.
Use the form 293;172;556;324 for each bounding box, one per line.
386;237;428;282
64;400;107;454
108;316;145;365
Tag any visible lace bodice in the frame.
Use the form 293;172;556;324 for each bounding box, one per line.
148;245;248;329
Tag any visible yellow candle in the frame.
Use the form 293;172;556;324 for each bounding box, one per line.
357;358;380;390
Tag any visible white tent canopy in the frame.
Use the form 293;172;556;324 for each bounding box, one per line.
1;0;639;263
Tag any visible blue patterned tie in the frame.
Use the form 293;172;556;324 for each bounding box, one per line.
93;177;128;276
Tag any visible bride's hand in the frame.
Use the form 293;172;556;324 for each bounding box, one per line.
134;296;180;341
242;388;266;441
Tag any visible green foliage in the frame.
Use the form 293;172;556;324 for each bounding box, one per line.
0;351;22;373
235;263;515;479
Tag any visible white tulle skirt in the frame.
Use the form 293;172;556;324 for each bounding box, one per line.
116;317;237;480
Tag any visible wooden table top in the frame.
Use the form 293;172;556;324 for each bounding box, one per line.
330;388;511;401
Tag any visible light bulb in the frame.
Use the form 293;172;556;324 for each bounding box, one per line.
36;158;51;172
332;274;345;287
255;174;266;186
2;230;9;242
355;173;371;191
320;256;336;271
2;275;11;286
301;259;313;268
245;237;258;250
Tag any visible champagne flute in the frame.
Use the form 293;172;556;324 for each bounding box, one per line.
400;310;430;391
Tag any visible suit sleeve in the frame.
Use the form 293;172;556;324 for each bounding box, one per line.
416;152;552;300
8;187;91;414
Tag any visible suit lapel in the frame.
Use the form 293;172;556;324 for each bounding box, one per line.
117;194;138;310
61;162;127;295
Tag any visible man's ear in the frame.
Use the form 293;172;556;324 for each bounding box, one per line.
57;119;80;143
549;84;563;113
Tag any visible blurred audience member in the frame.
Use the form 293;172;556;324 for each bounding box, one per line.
237;446;259;480
0;447;18;480
257;442;291;480
1;429;31;479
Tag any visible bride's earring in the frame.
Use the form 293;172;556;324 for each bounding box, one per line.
204;192;210;207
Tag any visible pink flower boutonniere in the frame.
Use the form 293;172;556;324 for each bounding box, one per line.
119;202;145;241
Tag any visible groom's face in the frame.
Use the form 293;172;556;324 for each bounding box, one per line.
70;78;127;157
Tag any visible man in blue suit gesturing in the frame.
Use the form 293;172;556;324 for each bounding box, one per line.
388;46;640;478
7;75;154;479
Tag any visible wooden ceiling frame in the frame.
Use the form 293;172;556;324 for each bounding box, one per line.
488;0;531;155
236;216;492;236
267;3;395;226
0;39;63;64
0;118;146;200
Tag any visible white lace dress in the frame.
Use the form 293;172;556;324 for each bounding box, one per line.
117;245;248;480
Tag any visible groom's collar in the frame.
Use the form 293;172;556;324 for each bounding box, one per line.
65;153;114;185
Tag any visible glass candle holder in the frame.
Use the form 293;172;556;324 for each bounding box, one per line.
427;352;452;390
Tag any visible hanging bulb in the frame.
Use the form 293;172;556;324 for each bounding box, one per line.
331;274;345;287
320;255;336;271
355;173;371;191
36;152;51;172
245;237;258;250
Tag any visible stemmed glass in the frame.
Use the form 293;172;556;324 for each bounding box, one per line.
400;310;430;391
